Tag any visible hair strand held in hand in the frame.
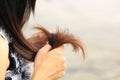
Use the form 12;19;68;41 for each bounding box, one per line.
27;26;85;59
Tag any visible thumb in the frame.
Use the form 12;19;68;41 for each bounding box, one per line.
37;44;51;57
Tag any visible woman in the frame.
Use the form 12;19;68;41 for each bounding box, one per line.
0;0;66;80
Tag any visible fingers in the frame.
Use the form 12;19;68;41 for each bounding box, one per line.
49;45;64;58
37;44;51;56
51;45;64;53
48;62;66;80
57;71;65;78
57;63;66;72
53;60;66;75
50;71;66;80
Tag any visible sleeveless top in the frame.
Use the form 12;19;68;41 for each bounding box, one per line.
0;28;33;80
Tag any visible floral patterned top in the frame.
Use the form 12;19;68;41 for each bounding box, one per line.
0;28;33;80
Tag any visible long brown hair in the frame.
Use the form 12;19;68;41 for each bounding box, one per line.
0;0;85;62
0;0;37;61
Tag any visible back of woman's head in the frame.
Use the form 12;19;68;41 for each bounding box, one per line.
0;0;37;61
0;0;36;28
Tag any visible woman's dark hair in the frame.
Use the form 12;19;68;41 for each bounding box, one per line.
0;0;37;61
0;0;85;62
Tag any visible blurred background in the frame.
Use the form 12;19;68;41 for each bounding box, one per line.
23;0;120;80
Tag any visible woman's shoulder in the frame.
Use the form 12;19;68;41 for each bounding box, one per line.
0;35;9;71
0;35;9;57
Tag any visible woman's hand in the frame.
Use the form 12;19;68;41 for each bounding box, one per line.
32;44;66;80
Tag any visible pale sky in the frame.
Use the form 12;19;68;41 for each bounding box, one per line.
34;0;120;28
